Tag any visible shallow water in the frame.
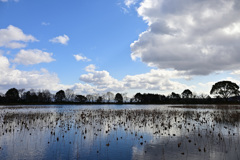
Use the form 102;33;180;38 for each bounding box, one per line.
0;104;240;160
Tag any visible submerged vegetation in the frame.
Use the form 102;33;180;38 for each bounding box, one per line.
0;105;239;159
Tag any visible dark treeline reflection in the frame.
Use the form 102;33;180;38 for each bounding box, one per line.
1;81;240;104
0;105;240;159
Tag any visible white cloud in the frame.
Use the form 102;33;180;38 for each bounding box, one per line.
131;0;240;75
0;54;194;96
121;7;129;14
0;53;10;70
80;68;124;92
74;54;91;62
85;64;96;72
197;81;215;95
123;69;191;91
72;83;99;95
49;34;69;45
0;25;37;49
124;0;138;7
41;22;50;26
13;49;55;65
231;70;240;75
80;65;191;93
0;54;68;92
0;55;120;95
0;54;103;95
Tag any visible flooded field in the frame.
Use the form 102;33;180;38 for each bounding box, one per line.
0;105;240;160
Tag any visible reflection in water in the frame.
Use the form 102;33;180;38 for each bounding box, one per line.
0;105;240;160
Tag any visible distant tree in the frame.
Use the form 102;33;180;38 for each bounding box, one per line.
97;96;103;103
210;81;239;99
92;93;99;102
206;95;211;99
122;92;128;102
140;93;165;104
181;89;193;99
106;92;114;102
102;94;107;102
23;90;38;103
30;90;38;102
134;93;143;102
0;93;5;103
5;88;19;102
0;93;4;97
38;91;44;102
86;94;94;102
23;91;31;102
75;95;87;103
65;89;75;102
35;90;51;103
42;90;52;102
55;90;66;102
198;93;209;99
130;98;134;103
18;88;25;99
169;92;181;99
115;93;123;103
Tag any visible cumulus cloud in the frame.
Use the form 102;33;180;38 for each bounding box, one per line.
72;83;100;95
80;67;124;91
0;53;10;70
80;65;191;93
0;55;121;95
49;34;69;45
0;53;192;95
0;54;104;95
0;54;67;92
74;54;91;62
85;64;96;72
13;49;55;65
0;25;37;49
131;0;240;75
123;69;190;91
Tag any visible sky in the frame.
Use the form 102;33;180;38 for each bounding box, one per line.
0;0;240;97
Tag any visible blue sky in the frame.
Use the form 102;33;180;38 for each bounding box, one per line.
1;0;240;97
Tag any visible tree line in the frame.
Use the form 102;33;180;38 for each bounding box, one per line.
0;80;239;104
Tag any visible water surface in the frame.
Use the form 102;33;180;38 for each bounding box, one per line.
0;104;239;160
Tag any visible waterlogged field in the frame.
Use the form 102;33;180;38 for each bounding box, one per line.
0;105;240;160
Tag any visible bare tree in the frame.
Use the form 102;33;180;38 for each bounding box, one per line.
106;92;114;102
86;94;94;102
102;93;107;102
198;93;209;99
65;89;75;102
42;89;52;102
92;93;99;102
122;92;128;102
